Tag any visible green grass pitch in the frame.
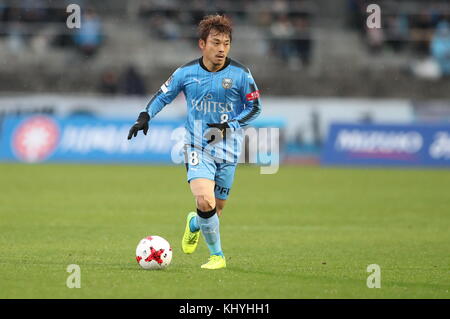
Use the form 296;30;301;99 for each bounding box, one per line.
0;163;449;299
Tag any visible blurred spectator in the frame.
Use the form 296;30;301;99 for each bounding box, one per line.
428;2;444;28
385;14;409;52
20;0;48;23
257;9;273;28
0;1;7;23
3;5;29;51
120;66;147;96
160;17;181;40
270;14;294;61
73;8;103;58
346;0;365;33
410;9;434;56
272;0;289;16
150;14;182;40
99;70;119;95
7;22;26;53
410;18;450;80
291;15;312;67
431;20;450;77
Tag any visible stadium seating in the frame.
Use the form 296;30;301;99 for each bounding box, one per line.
0;0;450;98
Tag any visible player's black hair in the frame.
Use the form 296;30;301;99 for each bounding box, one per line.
198;14;233;42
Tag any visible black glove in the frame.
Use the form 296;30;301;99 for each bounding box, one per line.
127;112;150;140
205;122;229;144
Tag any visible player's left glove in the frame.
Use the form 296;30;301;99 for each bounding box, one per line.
206;122;229;144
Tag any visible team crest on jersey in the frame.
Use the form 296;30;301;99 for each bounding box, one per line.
222;78;233;89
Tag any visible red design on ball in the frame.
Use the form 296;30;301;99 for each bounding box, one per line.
144;247;165;264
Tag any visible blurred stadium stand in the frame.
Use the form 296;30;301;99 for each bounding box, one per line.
1;0;450;98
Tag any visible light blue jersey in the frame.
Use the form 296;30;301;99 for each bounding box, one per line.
142;57;262;162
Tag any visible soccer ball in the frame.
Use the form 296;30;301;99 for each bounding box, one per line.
135;236;172;270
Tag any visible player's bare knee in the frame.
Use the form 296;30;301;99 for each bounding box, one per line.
196;195;216;212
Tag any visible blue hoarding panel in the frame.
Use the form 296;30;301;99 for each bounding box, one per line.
321;123;450;167
0;115;184;163
0;115;285;164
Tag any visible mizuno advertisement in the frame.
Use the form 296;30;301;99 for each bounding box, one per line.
321;123;450;167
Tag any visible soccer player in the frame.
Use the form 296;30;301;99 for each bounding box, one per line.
128;14;261;270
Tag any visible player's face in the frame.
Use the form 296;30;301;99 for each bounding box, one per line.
199;30;231;70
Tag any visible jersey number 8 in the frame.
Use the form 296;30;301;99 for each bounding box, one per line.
189;151;199;166
220;114;229;123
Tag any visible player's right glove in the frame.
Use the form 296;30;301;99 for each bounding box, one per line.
127;112;150;140
205;122;229;144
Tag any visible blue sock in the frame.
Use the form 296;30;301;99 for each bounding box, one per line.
197;208;224;256
189;214;200;232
